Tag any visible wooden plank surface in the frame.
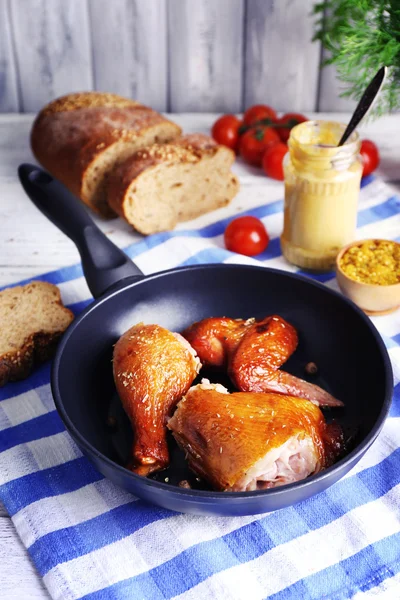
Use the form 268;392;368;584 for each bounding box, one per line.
314;4;357;112
168;0;245;112
9;0;93;112
0;0;377;115
0;0;19;112
0;501;8;517
244;0;321;112
0;518;49;599
318;60;358;112
89;0;168;111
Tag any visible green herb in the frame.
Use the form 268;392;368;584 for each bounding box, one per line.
254;128;266;141
313;0;400;116
238;119;297;136
238;118;275;135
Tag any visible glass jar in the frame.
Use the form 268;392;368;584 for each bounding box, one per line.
281;120;362;272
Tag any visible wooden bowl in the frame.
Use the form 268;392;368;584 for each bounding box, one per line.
336;239;400;316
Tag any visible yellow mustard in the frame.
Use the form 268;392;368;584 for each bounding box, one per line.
281;121;362;272
340;240;400;285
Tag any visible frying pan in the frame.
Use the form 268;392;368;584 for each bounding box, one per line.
18;163;393;517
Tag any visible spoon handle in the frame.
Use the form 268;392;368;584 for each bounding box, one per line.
338;66;387;146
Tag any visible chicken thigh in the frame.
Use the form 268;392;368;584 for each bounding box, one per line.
168;380;344;492
183;316;342;407
113;323;201;475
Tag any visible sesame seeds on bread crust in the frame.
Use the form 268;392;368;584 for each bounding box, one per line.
107;134;239;235
30;92;182;218
29;94;239;234
39;91;141;115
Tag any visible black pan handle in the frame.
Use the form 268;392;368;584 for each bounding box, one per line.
18;164;144;298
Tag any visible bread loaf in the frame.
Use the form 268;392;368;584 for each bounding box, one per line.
30;92;182;218
0;281;74;387
107;134;240;235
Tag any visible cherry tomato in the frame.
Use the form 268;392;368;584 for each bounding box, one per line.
262;142;288;180
243;104;277;126
360;139;380;177
239;126;280;166
224;216;269;256
276;113;308;142
211;114;241;151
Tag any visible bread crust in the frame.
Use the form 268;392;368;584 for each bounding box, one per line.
0;331;63;387
30;92;182;217
107;134;238;229
0;282;74;387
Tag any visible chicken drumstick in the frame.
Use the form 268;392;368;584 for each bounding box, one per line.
113;323;201;475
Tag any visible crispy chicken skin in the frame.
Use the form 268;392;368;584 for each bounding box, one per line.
113;323;200;475
183;316;342;407
182;317;254;368
168;381;344;492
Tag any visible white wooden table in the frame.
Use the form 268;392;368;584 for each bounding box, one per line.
0;113;399;599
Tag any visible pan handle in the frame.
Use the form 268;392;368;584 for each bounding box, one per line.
18;164;144;298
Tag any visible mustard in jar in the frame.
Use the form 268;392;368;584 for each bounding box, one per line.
281;121;362;272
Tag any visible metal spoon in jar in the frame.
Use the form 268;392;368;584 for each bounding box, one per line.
337;66;388;147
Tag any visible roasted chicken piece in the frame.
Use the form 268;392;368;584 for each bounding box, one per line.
168;380;344;491
182;317;254;368
113;323;201;476
183;316;342;407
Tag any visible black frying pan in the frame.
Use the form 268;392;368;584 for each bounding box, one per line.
18;164;393;517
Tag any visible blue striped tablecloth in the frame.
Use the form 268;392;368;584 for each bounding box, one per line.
0;174;399;600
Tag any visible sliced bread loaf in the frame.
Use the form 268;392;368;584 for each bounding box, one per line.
30;92;182;218
0;281;74;387
107;134;240;234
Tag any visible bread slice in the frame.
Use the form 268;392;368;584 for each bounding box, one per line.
30;92;182;218
0;281;74;387
107;134;240;234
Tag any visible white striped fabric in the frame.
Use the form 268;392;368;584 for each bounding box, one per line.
0;174;399;600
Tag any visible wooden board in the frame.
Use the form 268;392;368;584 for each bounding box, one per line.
168;0;245;112
88;0;168;111
244;0;321;112
0;0;378;115
318;59;358;112
0;0;19;112
315;4;357;112
9;0;92;112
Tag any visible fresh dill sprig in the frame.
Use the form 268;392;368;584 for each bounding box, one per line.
313;0;400;116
